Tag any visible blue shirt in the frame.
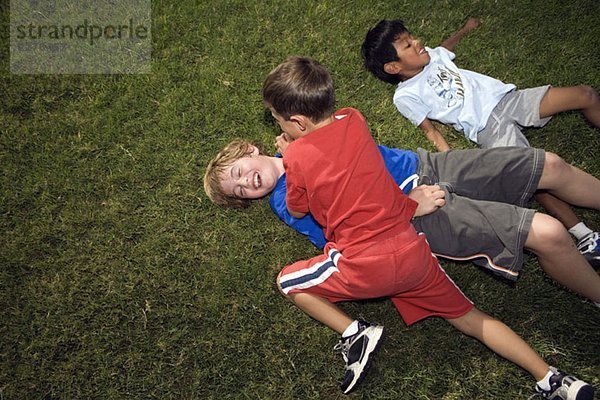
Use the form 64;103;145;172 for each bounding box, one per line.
269;145;419;249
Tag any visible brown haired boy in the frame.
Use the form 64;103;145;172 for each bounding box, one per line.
259;56;593;398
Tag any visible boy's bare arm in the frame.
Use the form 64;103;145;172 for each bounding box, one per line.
418;118;451;152
440;18;481;51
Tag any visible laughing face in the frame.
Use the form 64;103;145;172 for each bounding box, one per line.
391;32;430;79
219;153;282;200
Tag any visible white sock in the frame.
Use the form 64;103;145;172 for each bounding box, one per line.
536;370;554;391
342;320;359;338
568;222;593;241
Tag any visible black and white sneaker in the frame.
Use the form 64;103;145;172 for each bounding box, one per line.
534;367;594;400
577;231;600;268
333;320;385;394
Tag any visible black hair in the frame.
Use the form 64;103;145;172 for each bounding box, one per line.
361;19;409;85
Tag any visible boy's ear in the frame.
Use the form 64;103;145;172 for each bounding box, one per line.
248;145;260;156
289;115;308;131
383;61;402;75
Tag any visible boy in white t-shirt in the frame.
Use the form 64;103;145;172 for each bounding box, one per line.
361;18;600;267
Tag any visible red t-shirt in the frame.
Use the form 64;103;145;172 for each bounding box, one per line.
284;108;418;249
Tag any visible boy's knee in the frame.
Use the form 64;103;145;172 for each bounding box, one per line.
528;213;571;252
542;151;569;178
577;84;600;106
446;307;486;337
542;220;570;246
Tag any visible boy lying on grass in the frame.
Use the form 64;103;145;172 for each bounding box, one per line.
203;56;597;399
204;136;600;306
361;17;600;268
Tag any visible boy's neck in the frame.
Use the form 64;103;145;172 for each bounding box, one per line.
272;156;285;178
302;114;335;136
399;66;424;81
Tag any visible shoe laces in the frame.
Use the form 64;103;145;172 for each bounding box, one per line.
577;232;599;254
333;338;351;363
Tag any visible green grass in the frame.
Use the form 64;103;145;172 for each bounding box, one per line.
1;0;600;398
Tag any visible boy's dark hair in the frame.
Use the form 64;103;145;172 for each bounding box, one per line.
263;56;335;123
361;19;409;85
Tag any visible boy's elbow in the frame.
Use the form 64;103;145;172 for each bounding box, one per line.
579;85;600;105
288;208;306;219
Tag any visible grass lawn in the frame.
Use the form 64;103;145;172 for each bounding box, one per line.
1;0;599;398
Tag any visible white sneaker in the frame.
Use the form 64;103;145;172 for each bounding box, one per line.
534;366;594;400
334;320;385;394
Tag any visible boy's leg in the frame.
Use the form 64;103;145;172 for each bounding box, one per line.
285;290;354;334
534;191;580;230
276;250;372;334
447;307;595;399
447;307;548;380
539;85;600;127
534;145;600;268
537;152;600;210
277;256;385;394
524;212;600;303
533;193;600;267
534;192;600;267
280;290;385;394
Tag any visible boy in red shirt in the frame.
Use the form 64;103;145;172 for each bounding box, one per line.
263;56;594;399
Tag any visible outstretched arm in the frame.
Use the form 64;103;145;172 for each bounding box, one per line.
440;18;481;51
418;118;451;152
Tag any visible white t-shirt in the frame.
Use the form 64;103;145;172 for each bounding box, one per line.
392;46;515;142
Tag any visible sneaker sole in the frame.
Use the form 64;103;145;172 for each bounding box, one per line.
342;326;385;394
568;380;595;400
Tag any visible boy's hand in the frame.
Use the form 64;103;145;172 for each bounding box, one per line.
275;133;292;155
463;18;481;33
409;184;446;217
440;17;481;51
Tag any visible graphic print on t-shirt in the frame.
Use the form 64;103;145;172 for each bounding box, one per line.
426;65;464;108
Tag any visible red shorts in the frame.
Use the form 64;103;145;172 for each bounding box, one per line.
278;225;473;325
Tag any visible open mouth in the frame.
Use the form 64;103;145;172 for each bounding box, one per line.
253;171;261;189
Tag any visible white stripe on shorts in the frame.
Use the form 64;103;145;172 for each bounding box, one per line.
280;249;340;295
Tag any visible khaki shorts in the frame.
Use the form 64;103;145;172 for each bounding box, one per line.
412;146;545;280
477;85;552;148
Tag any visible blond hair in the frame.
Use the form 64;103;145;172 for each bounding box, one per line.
203;139;256;208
